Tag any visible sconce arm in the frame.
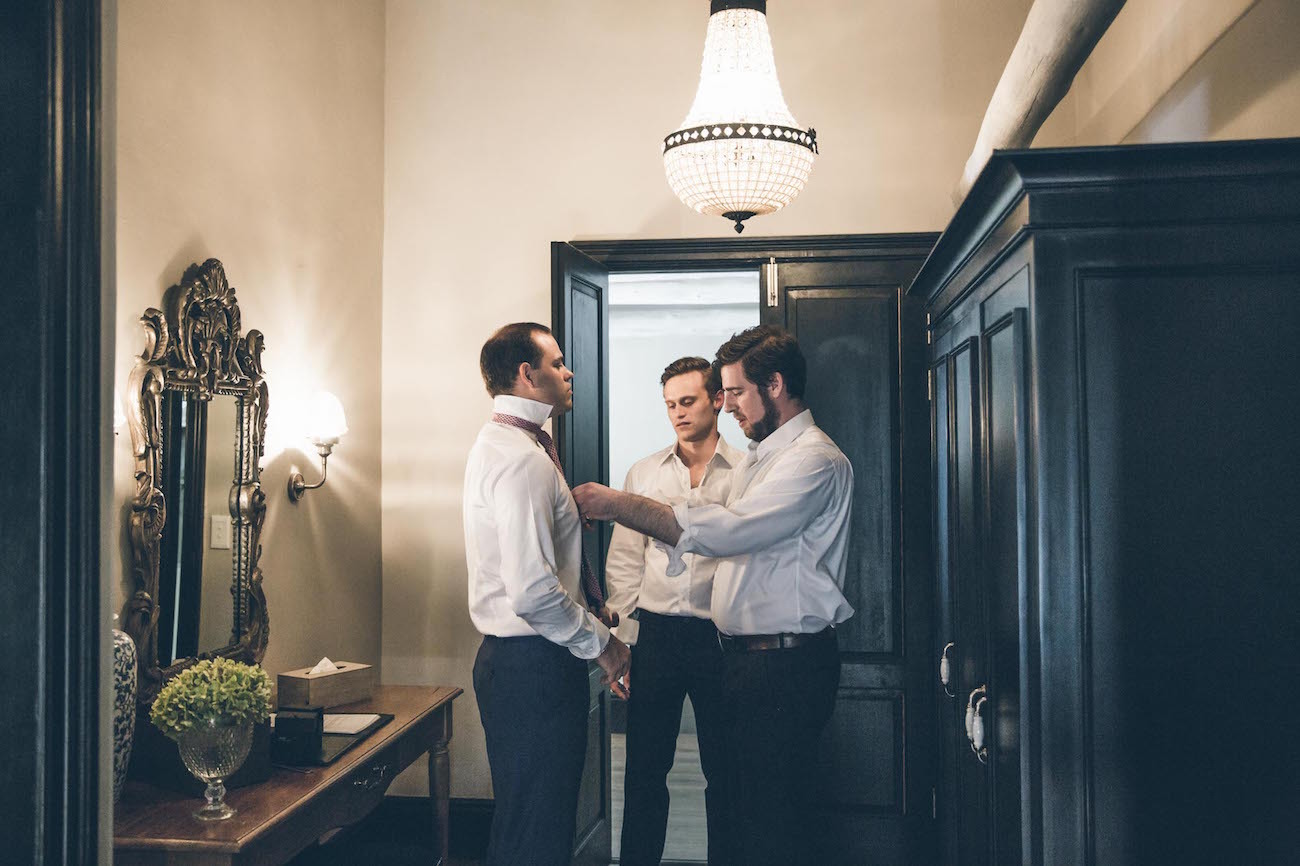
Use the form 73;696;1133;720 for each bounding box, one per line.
288;441;335;502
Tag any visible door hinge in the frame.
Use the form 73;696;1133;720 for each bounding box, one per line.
926;312;932;344
766;257;778;307
931;787;937;819
927;373;933;401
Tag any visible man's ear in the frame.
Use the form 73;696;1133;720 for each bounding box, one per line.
517;361;534;390
711;390;724;413
767;372;786;399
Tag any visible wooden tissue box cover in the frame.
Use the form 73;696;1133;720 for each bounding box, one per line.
277;661;375;708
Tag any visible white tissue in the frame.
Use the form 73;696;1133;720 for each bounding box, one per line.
309;656;340;675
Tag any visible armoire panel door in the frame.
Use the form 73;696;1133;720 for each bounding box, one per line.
980;309;1033;866
948;337;991;866
930;355;959;866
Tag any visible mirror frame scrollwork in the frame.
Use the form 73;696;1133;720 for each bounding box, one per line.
122;258;270;705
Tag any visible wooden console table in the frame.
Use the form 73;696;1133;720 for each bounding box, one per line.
114;685;462;866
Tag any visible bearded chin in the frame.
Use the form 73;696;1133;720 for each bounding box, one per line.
749;390;780;441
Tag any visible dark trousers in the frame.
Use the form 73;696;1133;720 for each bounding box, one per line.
473;635;588;866
620;611;733;866
722;629;841;866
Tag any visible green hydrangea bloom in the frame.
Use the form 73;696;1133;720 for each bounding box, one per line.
150;658;272;740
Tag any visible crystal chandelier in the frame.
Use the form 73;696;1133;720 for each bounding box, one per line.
663;0;818;234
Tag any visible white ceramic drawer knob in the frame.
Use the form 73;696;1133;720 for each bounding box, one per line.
964;684;986;741
940;642;954;687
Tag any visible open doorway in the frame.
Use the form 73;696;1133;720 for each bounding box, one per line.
555;233;940;866
607;269;759;864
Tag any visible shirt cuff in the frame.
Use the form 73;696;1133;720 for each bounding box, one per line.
612;616;640;646
569;619;610;660
652;502;693;577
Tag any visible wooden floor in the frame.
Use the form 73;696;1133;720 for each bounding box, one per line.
611;732;709;863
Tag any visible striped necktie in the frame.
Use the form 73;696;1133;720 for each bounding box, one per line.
491;412;605;609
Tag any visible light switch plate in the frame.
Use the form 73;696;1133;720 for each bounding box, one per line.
210;513;232;549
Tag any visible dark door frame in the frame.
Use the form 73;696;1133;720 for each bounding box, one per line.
572;231;941;865
1;0;106;864
573;232;940;273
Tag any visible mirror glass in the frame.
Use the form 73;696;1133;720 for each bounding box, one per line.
156;391;241;665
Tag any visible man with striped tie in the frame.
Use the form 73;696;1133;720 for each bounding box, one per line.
464;321;631;866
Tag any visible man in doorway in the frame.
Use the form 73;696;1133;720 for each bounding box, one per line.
574;324;855;866
605;356;744;866
465;322;631;866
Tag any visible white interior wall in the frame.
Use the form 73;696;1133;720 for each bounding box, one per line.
1124;0;1300;144
1035;0;1300;146
111;0;386;689
381;0;1035;799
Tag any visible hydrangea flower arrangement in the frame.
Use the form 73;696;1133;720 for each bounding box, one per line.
150;658;272;739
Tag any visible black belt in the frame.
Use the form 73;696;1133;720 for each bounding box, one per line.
717;626;835;653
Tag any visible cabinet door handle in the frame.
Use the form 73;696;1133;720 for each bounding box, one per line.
940;642;955;697
971;696;989;764
964;684;987;742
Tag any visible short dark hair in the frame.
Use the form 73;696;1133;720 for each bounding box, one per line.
715;325;806;399
660;356;722;394
480;322;551;397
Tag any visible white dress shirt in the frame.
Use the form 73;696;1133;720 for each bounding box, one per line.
464;395;609;660
665;410;856;636
604;437;745;645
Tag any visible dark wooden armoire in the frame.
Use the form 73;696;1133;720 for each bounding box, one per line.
911;139;1300;866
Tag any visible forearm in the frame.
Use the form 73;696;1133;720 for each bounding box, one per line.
612;491;682;547
507;579;609;659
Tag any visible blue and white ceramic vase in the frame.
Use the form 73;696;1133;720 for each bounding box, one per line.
112;625;137;802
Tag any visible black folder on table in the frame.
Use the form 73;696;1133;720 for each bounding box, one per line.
273;708;394;766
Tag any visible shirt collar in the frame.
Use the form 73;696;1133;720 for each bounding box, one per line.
712;437;744;468
492;394;553;427
659;436;744;470
754;409;815;461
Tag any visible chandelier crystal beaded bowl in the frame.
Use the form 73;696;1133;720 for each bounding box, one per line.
663;0;818;234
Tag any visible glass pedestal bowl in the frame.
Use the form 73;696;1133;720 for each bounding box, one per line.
176;717;254;821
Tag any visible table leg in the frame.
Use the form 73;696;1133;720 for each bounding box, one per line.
428;704;452;865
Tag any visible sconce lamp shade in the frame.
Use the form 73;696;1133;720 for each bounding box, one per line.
305;391;348;446
663;0;818;233
289;390;347;501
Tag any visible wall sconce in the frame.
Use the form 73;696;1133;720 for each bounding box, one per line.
288;391;348;502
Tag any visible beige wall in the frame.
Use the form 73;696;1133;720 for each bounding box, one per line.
380;0;1033;799
1036;0;1300;146
111;0;386;687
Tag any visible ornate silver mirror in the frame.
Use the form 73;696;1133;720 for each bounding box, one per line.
121;258;270;705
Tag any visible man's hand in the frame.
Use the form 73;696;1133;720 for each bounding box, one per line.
596;605;620;629
595;634;631;686
573;482;621;521
610;667;631;701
